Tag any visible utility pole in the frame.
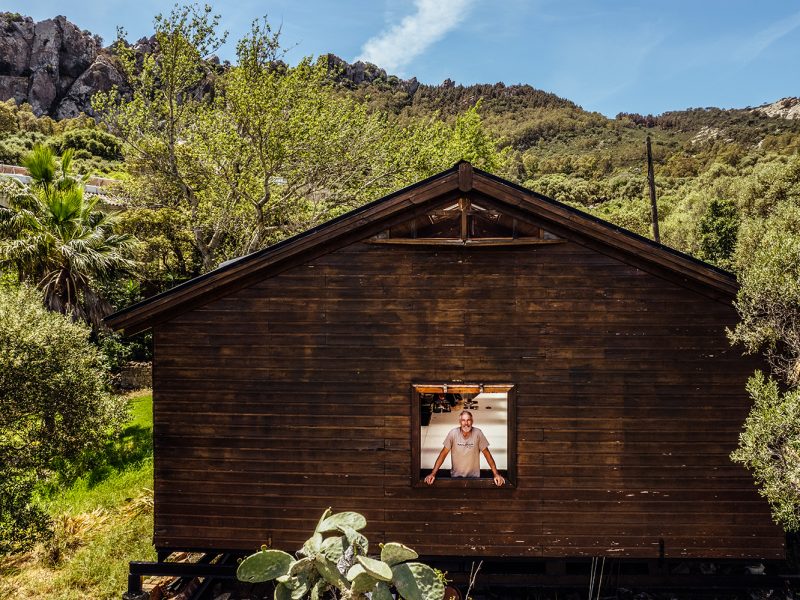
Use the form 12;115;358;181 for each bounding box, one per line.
646;135;660;243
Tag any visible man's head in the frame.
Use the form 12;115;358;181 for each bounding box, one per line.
459;410;473;434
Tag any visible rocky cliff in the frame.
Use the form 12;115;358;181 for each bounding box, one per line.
754;97;800;120
0;12;126;118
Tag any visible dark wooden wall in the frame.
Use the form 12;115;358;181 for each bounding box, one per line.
152;238;784;559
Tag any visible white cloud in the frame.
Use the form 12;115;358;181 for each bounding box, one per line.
737;9;800;63
357;0;474;73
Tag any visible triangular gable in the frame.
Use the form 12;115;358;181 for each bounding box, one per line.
106;162;737;334
369;195;564;245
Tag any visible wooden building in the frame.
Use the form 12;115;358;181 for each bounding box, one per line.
108;162;784;564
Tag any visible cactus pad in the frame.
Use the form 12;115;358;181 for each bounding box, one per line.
373;582;394;600
392;562;445;600
289;574;311;600
314;554;349;590
318;511;367;533
339;524;369;555
236;549;293;583
350;571;379;594
320;534;347;562
289;557;315;577
314;508;333;534
301;532;323;557
356;555;393;582
346;563;365;581
380;542;418;566
310;579;327;600
274;582;291;600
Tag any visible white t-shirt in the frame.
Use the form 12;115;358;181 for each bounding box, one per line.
443;427;489;478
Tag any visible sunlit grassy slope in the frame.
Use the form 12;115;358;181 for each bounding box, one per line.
0;391;157;600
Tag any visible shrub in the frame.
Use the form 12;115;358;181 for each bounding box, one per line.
0;132;46;164
0;284;126;553
731;373;800;531
50;128;123;161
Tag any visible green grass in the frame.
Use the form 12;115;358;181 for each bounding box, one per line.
0;390;157;600
44;392;154;515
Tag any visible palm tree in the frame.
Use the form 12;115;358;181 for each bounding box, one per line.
0;145;138;327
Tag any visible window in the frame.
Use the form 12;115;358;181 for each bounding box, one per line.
411;383;516;488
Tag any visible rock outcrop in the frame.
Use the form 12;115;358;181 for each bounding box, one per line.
754;97;800;120
0;12;126;117
322;53;420;95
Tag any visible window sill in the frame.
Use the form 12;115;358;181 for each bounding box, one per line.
413;470;515;489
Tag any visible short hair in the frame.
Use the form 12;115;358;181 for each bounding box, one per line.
459;410;473;419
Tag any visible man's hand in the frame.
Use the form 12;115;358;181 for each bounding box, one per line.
424;473;436;485
492;473;505;487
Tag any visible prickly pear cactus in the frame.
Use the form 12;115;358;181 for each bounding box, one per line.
274;582;292;600
380;542;418;566
320;534;347;562
318;511;367;533
338;524;368;555
237;509;446;600
236;548;294;583
300;532;323;557
391;562;445;600
314;554;349;590
356;555;393;582
372;581;394;600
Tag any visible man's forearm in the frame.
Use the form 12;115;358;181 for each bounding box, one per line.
483;449;500;475
430;449;449;475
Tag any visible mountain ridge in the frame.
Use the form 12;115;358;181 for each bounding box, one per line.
0;11;794;128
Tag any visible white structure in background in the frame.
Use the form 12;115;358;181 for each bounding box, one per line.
0;163;119;207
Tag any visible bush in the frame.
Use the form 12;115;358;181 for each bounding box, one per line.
0;99;18;134
0;284;126;553
0;132;46;164
50;128;123;161
731;373;800;531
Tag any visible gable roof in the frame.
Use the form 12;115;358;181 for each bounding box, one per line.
106;162;737;335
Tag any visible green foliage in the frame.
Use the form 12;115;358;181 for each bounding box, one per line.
237;508;443;600
731;373;800;530
698;197;739;268
95;8;503;277
1;391;155;598
0;99;18;134
0;131;47;164
589;196;652;237
16;103;56;135
0;145;138;326
49;129;123;161
725;154;800;532
0;468;50;554
525;173;598;206
731;201;800;385
0;284;126;553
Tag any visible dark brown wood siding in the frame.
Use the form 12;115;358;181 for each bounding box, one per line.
152;239;783;559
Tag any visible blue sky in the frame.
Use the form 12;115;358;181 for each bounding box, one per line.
12;0;800;117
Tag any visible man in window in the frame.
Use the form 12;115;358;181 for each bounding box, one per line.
424;410;505;486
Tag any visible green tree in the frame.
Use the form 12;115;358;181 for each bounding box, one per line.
93;3;227;272
729;173;800;530
0;284;126;553
96;7;505;273
731;373;800;531
697;197;740;269
730;202;800;385
0;99;18;134
0;146;137;326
